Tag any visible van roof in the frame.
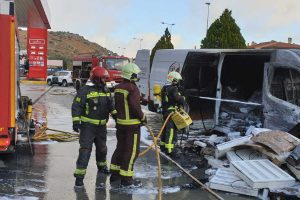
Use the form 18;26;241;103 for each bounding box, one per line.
154;49;300;67
156;48;300;53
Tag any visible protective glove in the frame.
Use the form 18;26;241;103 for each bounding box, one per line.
73;123;81;133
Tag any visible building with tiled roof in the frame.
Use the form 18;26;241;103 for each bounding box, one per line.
248;38;300;49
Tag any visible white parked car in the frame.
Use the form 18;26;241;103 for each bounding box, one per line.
47;71;73;87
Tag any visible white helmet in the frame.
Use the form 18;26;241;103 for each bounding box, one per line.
121;63;141;82
167;71;182;84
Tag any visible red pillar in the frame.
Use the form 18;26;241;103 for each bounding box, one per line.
27;28;48;80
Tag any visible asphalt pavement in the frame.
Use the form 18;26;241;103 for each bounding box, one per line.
0;84;253;200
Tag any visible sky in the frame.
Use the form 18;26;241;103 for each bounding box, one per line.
46;0;300;58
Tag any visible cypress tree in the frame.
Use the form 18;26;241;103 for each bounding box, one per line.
150;28;174;66
201;9;246;49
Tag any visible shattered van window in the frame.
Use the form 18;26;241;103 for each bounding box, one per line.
291;70;300;107
271;68;300;107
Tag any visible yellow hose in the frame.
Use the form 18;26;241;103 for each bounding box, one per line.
139;113;173;157
138;113;173;199
140;113;225;200
31;106;223;199
145;124;162;200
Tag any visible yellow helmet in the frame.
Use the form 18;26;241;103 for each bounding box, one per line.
167;71;182;84
121;63;141;81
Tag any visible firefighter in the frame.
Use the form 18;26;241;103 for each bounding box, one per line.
110;63;146;188
72;66;117;187
160;71;186;156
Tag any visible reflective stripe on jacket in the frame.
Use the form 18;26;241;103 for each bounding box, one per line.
161;84;185;116
72;85;116;126
114;80;144;126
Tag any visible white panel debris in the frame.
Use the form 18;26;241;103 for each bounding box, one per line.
245;126;256;136
215;135;252;158
209;168;260;197
251;128;271;135
226;132;241;140
230;159;295;189
226;149;267;162
193;141;207;148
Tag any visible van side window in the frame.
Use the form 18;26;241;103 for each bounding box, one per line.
270;67;300;107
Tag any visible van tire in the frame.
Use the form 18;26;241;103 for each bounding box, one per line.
62;80;68;87
47;79;52;86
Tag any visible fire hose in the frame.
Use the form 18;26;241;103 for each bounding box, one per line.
31;109;224;200
139;113;225;200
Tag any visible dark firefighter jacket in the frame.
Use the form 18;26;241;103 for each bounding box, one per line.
114;80;145;126
72;85;116;126
161;84;185;115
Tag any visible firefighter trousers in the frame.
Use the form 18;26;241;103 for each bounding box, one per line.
160;113;177;154
110;125;140;181
74;124;107;178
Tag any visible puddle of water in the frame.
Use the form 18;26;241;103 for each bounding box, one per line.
0;195;39;200
0;85;254;200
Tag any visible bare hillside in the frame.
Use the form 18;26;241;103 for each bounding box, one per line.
19;30;115;68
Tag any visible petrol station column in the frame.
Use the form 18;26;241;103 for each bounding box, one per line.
26;28;48;80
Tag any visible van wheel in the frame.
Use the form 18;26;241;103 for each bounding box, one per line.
62;80;68;87
47;79;52;86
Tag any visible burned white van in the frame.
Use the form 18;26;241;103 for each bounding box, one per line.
135;49;300;135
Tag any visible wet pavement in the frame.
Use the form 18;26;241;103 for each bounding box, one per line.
0;84;254;200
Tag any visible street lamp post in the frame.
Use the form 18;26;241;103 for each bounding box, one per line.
117;47;126;55
117;46;122;55
205;2;211;35
133;37;143;49
161;21;175;33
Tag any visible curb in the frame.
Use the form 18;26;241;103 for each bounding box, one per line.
20;80;47;85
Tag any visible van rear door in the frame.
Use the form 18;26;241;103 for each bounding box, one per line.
149;50;189;101
263;62;300;132
135;50;151;99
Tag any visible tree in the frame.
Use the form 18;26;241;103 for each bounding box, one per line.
201;9;246;49
150;28;174;66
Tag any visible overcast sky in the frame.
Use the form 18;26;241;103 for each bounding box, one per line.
47;0;300;57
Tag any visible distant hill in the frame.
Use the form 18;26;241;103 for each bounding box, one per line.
18;30;116;68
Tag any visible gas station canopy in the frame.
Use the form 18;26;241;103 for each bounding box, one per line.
15;0;51;29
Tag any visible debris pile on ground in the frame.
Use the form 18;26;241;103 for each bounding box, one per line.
177;123;300;199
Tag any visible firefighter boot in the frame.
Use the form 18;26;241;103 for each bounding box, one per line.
160;145;166;153
75;178;84;187
98;165;110;174
96;171;106;188
110;173;121;183
120;179;142;188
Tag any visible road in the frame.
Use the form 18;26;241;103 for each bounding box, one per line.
0;84;253;200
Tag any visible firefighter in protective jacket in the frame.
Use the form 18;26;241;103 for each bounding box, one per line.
72;66;117;187
110;63;146;187
160;71;186;156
